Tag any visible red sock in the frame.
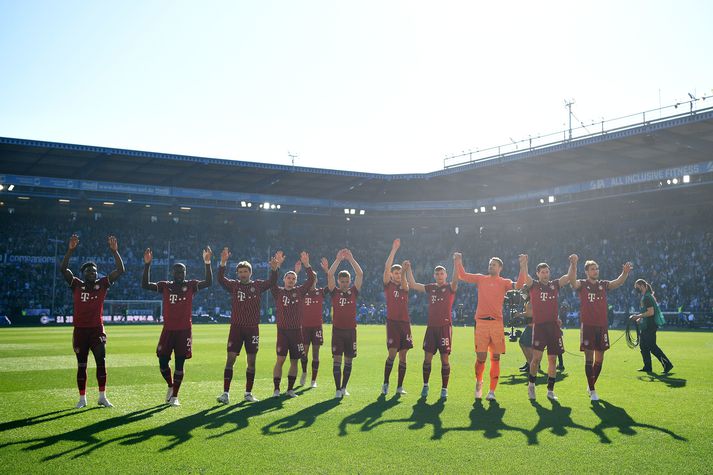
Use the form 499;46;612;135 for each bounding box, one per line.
441;364;450;389
423;362;432;385
397;362;407;387
489;360;500;391
172;370;184;397
333;362;342;390
585;361;595;390
475;360;485;383
384;358;394;384
96;364;107;392
161;367;173;387
77;363;87;395
300;357;308;374
311;360;319;382
246;369;255;393
342;362;352;389
273;377;281;392
223;367;233;392
287;375;296;391
592;362;603;385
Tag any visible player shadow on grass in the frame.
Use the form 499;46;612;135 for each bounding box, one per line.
0;408;96;433
637;373;687;389
367;396;447;440
116;404;233;451
589;399;687;444
261;398;341;435
338;394;403;437
526;399;593;445
204;397;287;439
0;405;169;461
441;400;530;442
499;371;570;386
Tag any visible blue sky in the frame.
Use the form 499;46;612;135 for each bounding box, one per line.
1;0;711;173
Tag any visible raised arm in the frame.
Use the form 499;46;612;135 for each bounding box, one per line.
197;246;213;290
608;262;633;290
451;254;459;292
558;254;577;288
106;235;125;283
383;238;400;285
218;247;234;291
344;249;364;291
296;251;314;293
141;248;159;292
326;254;341;292
402;260;425;293
400;260;409;292
570;254;581;290
60;234;78;285
518;254;533;288
453;252;484;284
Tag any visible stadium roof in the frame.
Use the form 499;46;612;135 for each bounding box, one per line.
2;106;713;212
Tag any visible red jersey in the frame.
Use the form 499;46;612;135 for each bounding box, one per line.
71;276;110;328
425;283;456;327
384;281;409;322
218;266;277;327
529;280;560;324
157;280;199;330
331;286;359;329
271;267;314;329
578;279;610;327
300;287;327;327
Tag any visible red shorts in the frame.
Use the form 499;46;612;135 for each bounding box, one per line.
276;329;305;359
73;326;106;355
531;322;564;355
386;320;413;350
227;325;259;355
423;325;452;355
332;327;357;358
302;326;324;347
157;328;193;359
580;325;610;352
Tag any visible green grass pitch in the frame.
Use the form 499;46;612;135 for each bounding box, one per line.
1;324;711;474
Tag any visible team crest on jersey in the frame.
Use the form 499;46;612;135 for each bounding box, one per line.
549;284;554;290
292;292;297;298
441;288;446;292
347;290;351;295
251;287;255;292
94;284;100;290
182;286;188;292
599;285;603;291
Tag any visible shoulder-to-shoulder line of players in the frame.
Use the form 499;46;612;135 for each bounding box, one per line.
60;234;672;409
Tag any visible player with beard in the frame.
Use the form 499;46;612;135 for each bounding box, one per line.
216;248;281;404
296;257;330;388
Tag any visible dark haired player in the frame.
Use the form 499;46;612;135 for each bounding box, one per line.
571;257;632;401
296;257;331;389
519;255;576;401
326;249;364;399
216;248;281;404
271;251;314;398
60;234;125;409
403;257;458;400
142;247;213;406
382;238;412;395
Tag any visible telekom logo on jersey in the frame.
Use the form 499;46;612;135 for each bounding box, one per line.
339;297;348;306
169;294;178;304
237;291;246;301
588;292;597;302
540;292;555;302
80;292;90;302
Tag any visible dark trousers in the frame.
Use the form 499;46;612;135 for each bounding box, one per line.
640;326;671;370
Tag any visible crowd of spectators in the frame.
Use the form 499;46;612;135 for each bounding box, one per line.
1;210;712;327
